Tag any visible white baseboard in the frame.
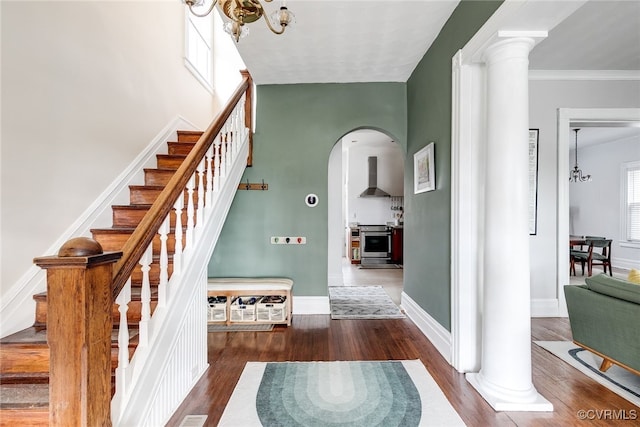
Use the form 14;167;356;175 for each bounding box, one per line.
293;296;330;315
531;299;561;317
401;292;452;364
0;116;198;338
613;257;639;272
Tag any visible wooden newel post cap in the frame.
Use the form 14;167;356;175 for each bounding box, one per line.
58;237;103;257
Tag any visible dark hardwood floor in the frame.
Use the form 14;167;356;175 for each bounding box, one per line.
166;316;638;426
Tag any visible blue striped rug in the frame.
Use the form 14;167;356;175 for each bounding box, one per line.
218;360;465;426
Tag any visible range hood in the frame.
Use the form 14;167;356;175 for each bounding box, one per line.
359;156;390;198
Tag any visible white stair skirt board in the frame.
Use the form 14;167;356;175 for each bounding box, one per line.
465;373;553;412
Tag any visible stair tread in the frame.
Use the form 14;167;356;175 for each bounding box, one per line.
0;327;46;345
157;154;188;159
33;286;160;302
0;326;140;346
91;226;180;232
129;184;166;189
0;383;49;408
112;204;153;209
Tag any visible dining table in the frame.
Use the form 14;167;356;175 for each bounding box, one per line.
569;235;587;247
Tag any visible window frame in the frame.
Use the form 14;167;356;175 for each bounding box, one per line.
184;8;214;93
620;160;640;248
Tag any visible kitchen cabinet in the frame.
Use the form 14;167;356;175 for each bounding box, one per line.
391;227;403;264
349;227;361;264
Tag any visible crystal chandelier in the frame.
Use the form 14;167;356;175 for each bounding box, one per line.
570;128;592;182
183;0;295;42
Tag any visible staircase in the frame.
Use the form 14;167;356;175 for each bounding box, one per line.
0;72;253;426
0;130;195;424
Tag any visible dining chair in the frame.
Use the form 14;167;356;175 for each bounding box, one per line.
573;239;613;277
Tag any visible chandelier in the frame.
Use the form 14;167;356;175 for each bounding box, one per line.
183;0;295;42
570;128;591;182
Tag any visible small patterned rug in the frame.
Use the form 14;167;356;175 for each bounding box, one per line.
535;341;640;407
329;285;405;319
218;360;465;426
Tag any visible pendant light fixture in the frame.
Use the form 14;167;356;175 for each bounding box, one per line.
570;128;592;182
183;0;295;42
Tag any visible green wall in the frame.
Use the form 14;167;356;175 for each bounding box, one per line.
404;0;502;330
209;1;502;327
208;83;407;296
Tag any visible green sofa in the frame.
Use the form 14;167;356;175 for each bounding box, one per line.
564;273;640;375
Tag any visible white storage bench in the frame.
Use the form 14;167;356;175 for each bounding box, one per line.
207;278;293;326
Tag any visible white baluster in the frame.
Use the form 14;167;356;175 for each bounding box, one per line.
225;122;232;171
115;278;132;398
159;215;170;306
186;174;196;249
196;157;205;233
220;129;227;179
172;195;183;276
139;243;153;347
213;135;221;193
205;144;214;212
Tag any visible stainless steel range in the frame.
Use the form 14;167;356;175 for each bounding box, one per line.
359;225;391;264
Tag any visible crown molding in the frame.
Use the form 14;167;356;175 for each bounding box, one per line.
529;70;640;81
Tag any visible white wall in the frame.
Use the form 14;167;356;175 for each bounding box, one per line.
346;142;404;225
1;1;225;297
569;134;640;269
529;79;640;301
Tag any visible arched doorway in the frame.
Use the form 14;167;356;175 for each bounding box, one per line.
327;128;405;302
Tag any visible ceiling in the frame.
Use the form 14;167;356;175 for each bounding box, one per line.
231;0;460;85
228;0;640;85
221;0;640;147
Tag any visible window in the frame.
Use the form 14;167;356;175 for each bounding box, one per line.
622;161;640;245
185;9;213;92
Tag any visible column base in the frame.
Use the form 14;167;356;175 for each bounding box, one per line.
466;373;553;412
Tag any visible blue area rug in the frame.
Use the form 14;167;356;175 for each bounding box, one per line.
218;360;465;426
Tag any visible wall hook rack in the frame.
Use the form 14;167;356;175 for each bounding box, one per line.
238;179;269;191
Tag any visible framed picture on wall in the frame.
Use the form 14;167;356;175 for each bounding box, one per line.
529;129;539;235
414;142;435;194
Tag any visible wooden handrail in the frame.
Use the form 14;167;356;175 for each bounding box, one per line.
111;71;252;298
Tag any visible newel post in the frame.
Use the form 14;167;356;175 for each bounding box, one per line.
34;237;122;427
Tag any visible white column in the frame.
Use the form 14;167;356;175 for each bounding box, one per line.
466;36;552;411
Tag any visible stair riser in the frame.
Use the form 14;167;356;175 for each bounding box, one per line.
112;207;192;228
34;300;158;327
144;168;213;187
168;141;195;155
144;169;175;186
177;130;203;142
0;408;48;426
156;155;187;170
91;231;176;254
1;344;135;377
130;261;174;285
129;187;200;206
0;347;49;375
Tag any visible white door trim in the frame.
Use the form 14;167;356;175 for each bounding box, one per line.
556;108;640;317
